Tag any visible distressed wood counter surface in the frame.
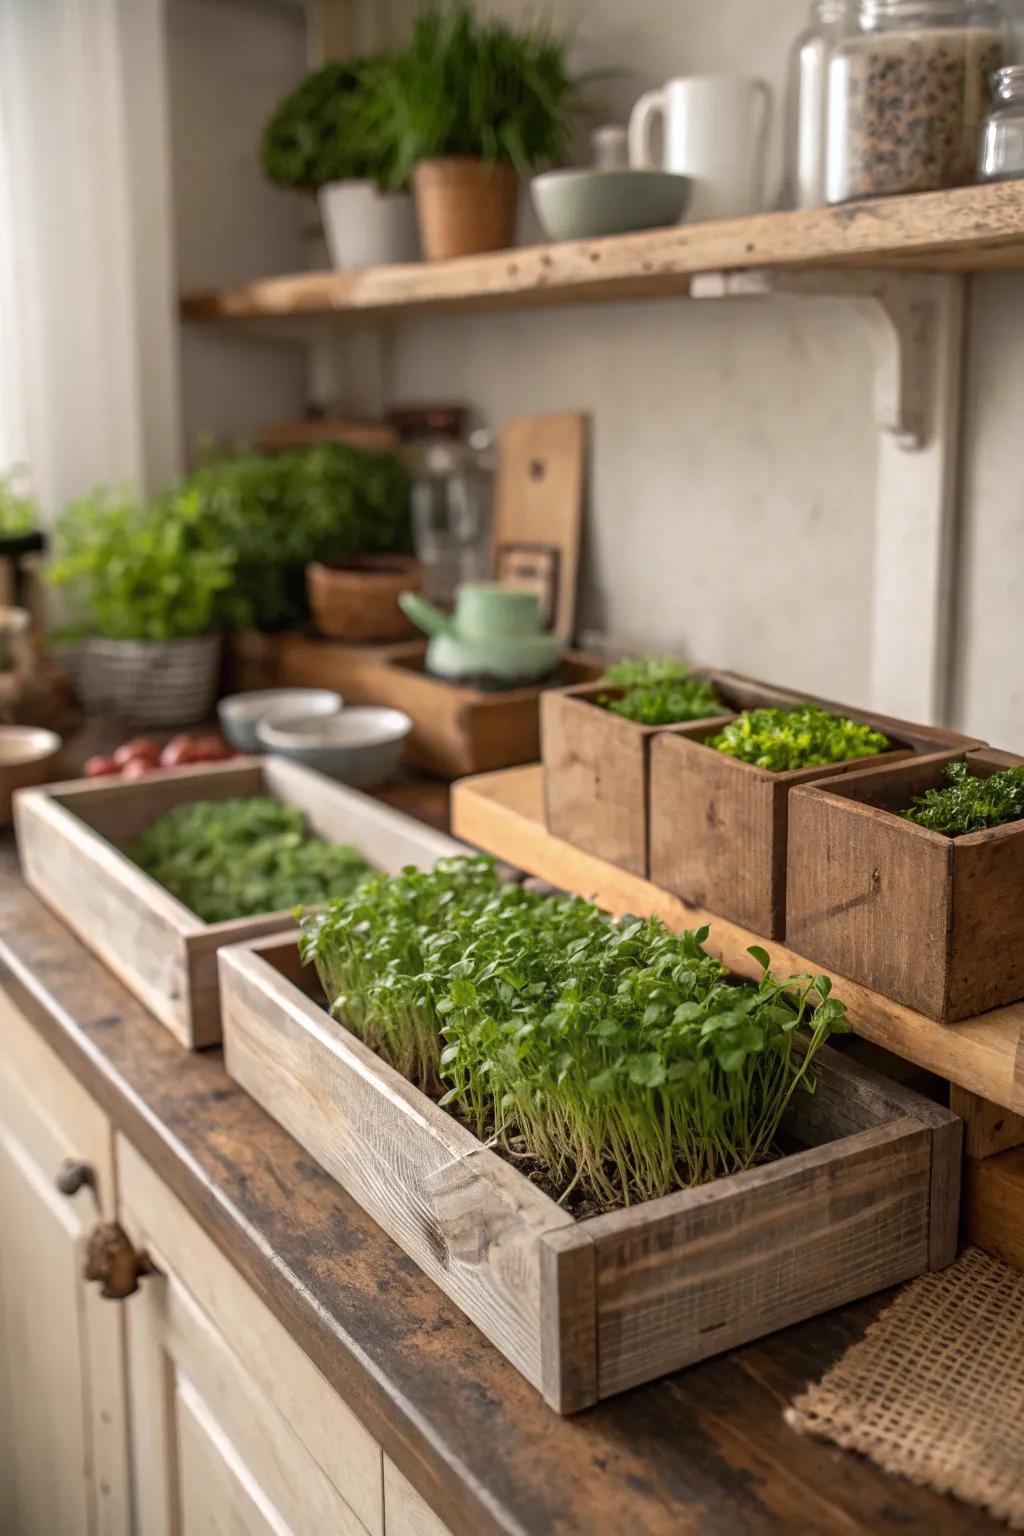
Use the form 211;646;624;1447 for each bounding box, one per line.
0;838;1000;1536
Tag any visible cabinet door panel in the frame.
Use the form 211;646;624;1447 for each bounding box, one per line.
120;1134;381;1536
0;990;130;1536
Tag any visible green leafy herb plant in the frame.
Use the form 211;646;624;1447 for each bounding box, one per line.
47;488;233;642
599;657;725;728
170;443;412;632
300;858;849;1214
131;797;373;923
384;2;579;184
707;705;891;774
901;759;1024;836
261;57;406;193
0;467;38;539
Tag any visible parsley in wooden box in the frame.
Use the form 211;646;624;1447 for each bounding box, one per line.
14;757;468;1048
541;663;801;878
787;747;1024;1021
219;862;960;1413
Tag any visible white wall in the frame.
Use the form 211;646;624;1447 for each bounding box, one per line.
167;0;311;458
367;0;1024;748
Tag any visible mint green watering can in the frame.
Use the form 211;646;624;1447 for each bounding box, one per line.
399;584;561;684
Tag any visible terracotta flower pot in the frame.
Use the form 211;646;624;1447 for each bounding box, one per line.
413;157;519;260
307;557;423;644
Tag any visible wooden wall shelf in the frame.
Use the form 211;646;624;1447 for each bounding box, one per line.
180;182;1024;325
451;764;1024;1117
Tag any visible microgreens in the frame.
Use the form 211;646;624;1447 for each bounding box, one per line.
901;759;1024;836
708;705;891;773
132;797;373;923
600;658;725;727
300;859;849;1213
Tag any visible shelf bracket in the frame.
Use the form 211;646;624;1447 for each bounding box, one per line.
689;268;966;725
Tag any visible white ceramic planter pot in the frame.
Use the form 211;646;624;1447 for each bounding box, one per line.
79;635;222;726
318;180;420;269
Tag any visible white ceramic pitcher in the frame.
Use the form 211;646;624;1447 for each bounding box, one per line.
628;75;772;222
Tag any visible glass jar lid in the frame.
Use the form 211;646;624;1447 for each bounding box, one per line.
993;64;1024;101
858;0;1002;26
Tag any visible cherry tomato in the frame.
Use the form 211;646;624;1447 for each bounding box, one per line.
84;754;119;778
114;737;160;767
120;758;155;780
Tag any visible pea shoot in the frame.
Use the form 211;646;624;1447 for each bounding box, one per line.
599;657;725;727
901;759;1024;836
300;859;850;1213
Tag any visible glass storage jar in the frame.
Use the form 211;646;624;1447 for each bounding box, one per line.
979;64;1024;176
406;431;494;609
784;0;850;208
826;0;1007;202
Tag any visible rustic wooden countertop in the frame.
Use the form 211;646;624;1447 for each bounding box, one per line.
0;834;1000;1536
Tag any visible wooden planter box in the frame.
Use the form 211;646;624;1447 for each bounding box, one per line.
787;747;1024;1021
276;633;605;779
649;717;918;939
219;934;960;1414
14;757;468;1050
541;672;804;878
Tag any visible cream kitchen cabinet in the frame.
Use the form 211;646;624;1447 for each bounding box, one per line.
0;988;454;1536
0;991;131;1536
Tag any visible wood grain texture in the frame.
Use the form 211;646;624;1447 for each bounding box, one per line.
950;1086;1024;1159
0;849;1002;1536
180;181;1024;327
963;1147;1024;1272
276;635;605;779
587;1120;932;1398
787;749;1024;1021
650;723;912;939
14;758;468;1049
221;940;952;1413
452;764;1024;1115
257;417;398;453
219;940;575;1402
491;413;585;642
540;669;787;879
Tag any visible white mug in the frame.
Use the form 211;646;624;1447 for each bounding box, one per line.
629;75;772;222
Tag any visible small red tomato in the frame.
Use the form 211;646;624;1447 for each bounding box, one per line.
84;754;119;778
159;734;197;767
114;737;159;767
120;758;155;779
186;735;234;763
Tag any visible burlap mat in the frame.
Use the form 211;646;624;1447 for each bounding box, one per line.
787;1247;1024;1529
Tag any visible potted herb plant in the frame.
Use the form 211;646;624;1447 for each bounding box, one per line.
387;2;578;259
47;488;233;725
261;56;419;270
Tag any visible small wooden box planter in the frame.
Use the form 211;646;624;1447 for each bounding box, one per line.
648;718;918;940
541;672;804;878
219;933;960;1414
787;748;1024;1022
14;757;468;1050
276;633;605;779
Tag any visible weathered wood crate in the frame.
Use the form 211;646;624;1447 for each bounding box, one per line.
14;757;468;1049
219;933;961;1414
540;672;801;878
649;722;915;939
787;747;1024;1021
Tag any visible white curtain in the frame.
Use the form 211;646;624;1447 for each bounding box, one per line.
0;0;183;524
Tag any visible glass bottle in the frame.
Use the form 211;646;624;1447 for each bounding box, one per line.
784;0;850;209
405;431;494;610
979;64;1024;176
826;0;1007;203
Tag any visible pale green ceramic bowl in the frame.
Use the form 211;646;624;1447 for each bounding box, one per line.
531;169;692;242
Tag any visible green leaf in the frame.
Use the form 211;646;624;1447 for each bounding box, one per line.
747;945;771;973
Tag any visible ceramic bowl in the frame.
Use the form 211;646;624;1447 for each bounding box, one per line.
218;689;343;754
531;168;692;242
257;708;412;789
0;726;62;825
